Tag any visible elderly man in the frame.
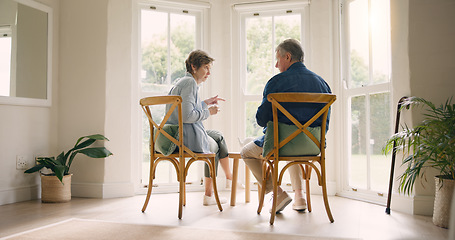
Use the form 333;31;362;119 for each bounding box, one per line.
241;39;332;213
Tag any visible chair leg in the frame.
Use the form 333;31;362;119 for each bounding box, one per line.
178;180;185;219
305;165;312;212
178;176;184;219
256;164;268;214
141;180;153;212
257;184;261;203
321;168;334;222
142;161;155;212
183;171;187;207
322;184;334;222
178;158;185;219
269;163;279;225
257;181;266;214
210;158;223;212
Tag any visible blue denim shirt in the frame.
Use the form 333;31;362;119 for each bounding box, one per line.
254;62;332;147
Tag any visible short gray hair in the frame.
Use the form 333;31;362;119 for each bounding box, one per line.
276;39;304;62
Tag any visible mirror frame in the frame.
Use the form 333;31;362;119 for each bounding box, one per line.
0;0;52;107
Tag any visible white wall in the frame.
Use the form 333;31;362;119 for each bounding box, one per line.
57;0;134;198
387;0;455;216
58;0;109;197
103;0;135;197
407;0;455;215
0;0;59;205
389;0;413;214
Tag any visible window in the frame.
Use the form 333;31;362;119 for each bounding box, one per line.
244;13;302;137
341;0;392;202
0;27;12;97
235;1;308;139
138;2;207;191
234;0;309;187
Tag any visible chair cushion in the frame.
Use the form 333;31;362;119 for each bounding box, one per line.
154;124;179;156
263;121;321;157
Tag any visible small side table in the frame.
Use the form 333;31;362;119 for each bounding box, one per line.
228;152;250;206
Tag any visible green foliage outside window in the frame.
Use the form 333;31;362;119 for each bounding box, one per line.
350;50;391;155
246;17;273;96
141;18;195;92
246;101;263;137
245;15;301;96
245;14;301;138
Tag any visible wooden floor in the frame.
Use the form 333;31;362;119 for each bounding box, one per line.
0;191;448;240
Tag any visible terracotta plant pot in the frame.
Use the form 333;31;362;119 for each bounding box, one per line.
433;177;454;228
40;174;72;203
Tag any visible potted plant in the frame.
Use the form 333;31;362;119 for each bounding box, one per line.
383;96;455;228
25;134;113;203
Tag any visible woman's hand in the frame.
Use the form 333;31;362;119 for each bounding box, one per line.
204;95;225;105
209;105;220;115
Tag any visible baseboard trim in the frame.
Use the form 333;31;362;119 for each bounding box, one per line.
414;195;435;216
71;182;135;198
389;194;414;215
309;180;337;196
269;180;337;196
388;194;434;216
0;185;40;206
336;190;434;216
102;182;135;198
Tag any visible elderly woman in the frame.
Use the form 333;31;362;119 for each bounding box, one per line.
166;50;232;205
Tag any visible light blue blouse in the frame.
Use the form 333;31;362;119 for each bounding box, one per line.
165;73;211;153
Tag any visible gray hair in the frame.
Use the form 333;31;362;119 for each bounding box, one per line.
275;39;304;62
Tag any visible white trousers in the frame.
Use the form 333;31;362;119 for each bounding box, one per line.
240;141;303;194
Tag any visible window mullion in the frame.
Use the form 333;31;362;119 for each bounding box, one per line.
368;0;373;87
366;94;372;190
272;16;276;75
167;12;171;84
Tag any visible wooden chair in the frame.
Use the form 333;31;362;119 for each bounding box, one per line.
140;96;223;219
257;92;336;225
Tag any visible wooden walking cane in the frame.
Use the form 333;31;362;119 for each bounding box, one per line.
385;96;409;214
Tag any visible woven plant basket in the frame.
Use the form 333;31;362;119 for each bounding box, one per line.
433;177;454;228
40;174;72;203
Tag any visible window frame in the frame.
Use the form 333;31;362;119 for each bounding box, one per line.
135;0;209;193
339;0;393;204
233;0;310;140
232;0;310;189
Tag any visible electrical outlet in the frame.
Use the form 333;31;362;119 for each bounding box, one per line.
16;155;28;170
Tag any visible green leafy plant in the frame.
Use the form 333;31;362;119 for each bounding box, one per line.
383;97;455;195
25;134;113;183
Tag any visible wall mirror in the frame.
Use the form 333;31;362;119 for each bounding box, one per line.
0;0;52;107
